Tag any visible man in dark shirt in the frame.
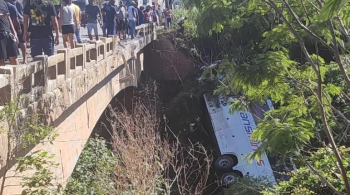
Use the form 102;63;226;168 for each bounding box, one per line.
0;0;19;65
102;0;116;37
10;0;25;63
23;0;59;57
101;2;106;37
5;1;17;20
135;2;143;26
85;0;101;41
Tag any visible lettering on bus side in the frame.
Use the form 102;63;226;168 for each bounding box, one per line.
257;160;265;166
240;113;252;133
239;112;265;166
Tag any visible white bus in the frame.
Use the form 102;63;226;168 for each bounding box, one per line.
203;95;276;184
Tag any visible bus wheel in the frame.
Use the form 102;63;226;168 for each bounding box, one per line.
214;155;235;169
221;172;240;185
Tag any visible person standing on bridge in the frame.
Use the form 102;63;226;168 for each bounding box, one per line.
0;0;19;65
116;0;126;40
5;0;21;38
9;0;26;63
85;0;101;41
101;2;107;37
164;6;172;30
23;0;59;57
68;0;81;44
127;1;137;39
59;0;77;48
102;0;116;37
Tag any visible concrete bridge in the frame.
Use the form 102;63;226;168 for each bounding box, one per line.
0;23;157;194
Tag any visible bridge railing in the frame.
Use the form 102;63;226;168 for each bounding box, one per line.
0;23;156;110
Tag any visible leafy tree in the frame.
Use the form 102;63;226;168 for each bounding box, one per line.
263;146;350;195
0;96;58;195
184;0;350;193
17;151;61;195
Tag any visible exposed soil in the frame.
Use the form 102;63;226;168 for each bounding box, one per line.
143;33;196;81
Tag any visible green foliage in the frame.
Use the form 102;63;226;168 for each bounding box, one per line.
0;95;58;148
184;0;350;192
64;136;117;195
208;46;345;161
263;146;350;194
16;151;61;195
20;121;58;149
187;0;350;159
320;0;348;19
224;176;274;195
49;0;60;5
250;107;315;160
0;95;59;195
0;96;20;128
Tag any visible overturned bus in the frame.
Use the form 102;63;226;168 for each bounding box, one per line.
203;95;276;185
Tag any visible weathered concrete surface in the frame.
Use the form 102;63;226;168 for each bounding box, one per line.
0;23;155;194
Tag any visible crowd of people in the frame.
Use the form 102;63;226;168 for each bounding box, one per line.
0;0;183;65
98;0;172;40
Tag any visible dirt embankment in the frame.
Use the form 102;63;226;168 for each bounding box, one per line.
143;33;196;81
142;33;222;195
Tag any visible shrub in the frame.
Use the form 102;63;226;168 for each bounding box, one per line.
64;136;117;195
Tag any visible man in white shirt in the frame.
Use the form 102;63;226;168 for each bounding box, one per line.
177;16;187;34
116;1;126;39
128;1;137;39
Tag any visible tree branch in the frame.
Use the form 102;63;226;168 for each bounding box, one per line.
327;20;350;87
265;1;350;194
281;0;337;54
301;158;344;195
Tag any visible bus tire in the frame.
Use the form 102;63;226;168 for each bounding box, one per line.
221;172;241;185
214;155;235;169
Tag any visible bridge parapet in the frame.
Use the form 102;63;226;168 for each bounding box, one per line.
0;23;156;194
